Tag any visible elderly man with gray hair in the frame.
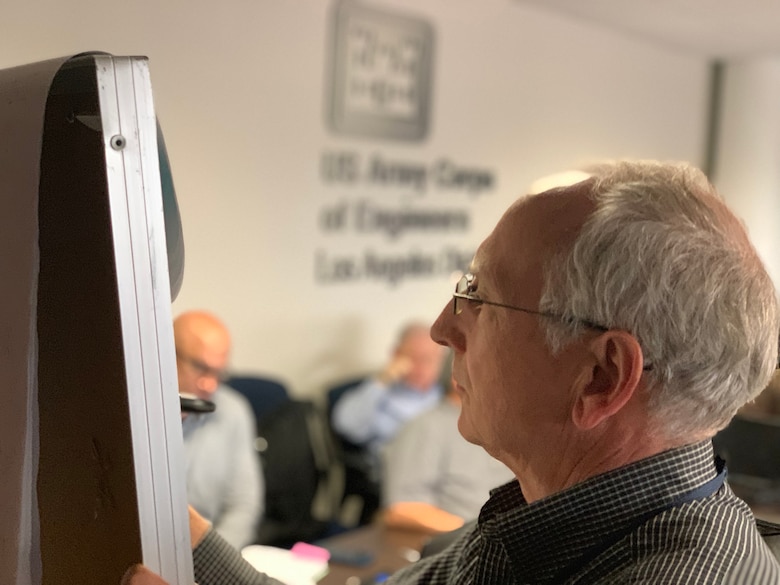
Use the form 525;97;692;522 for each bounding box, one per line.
397;160;780;584
125;160;780;585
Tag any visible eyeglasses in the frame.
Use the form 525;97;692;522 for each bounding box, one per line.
176;352;229;382
452;272;653;370
453;273;608;331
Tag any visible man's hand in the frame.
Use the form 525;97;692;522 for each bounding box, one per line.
120;565;169;585
118;507;209;585
188;504;211;549
382;502;464;533
378;354;413;385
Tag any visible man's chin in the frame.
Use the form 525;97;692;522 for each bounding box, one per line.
456;416;481;446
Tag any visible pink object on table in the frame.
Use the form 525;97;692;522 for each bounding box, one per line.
291;542;331;563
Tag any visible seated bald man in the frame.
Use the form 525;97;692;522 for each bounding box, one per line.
175;310;262;550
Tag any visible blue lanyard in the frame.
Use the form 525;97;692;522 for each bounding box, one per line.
550;457;727;584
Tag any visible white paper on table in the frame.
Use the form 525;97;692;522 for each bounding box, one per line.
242;545;330;585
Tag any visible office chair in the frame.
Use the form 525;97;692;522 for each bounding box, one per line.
228;375;342;547
326;376;382;527
227;375;290;424
712;413;780;505
254;398;343;547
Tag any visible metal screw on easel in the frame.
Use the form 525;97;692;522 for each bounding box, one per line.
110;135;126;150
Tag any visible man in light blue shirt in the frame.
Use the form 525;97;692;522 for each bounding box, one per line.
332;322;446;481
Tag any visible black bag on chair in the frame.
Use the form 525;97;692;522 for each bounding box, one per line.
255;399;341;548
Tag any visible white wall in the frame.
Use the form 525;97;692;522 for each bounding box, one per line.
0;0;711;398
714;58;780;289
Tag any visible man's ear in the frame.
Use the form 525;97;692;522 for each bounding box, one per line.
571;331;645;430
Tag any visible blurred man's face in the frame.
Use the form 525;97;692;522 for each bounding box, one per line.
176;333;230;401
397;330;445;391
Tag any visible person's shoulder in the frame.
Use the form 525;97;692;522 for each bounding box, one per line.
388;381;444;401
391;401;460;452
418;400;458;425
344;376;384;395
657;489;757;547
625;491;777;581
214;385;254;415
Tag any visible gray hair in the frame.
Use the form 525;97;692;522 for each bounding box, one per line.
538;160;779;438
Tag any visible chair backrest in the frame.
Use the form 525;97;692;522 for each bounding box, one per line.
713;414;780;480
326;376;373;455
326;377;382;527
227;375;289;423
255;398;343;548
227;376;343;547
713;414;780;507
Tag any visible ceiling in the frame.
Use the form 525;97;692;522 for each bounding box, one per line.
514;0;780;60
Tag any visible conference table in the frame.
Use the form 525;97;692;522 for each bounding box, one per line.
317;523;434;585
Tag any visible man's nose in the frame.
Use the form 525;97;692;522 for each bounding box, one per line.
196;375;219;395
431;298;465;352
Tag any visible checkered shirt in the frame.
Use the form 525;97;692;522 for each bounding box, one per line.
193;529;285;585
389;441;780;584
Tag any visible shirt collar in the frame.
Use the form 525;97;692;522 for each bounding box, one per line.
478;441;718;583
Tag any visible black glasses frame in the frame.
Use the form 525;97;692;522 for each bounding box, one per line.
176;352;230;382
